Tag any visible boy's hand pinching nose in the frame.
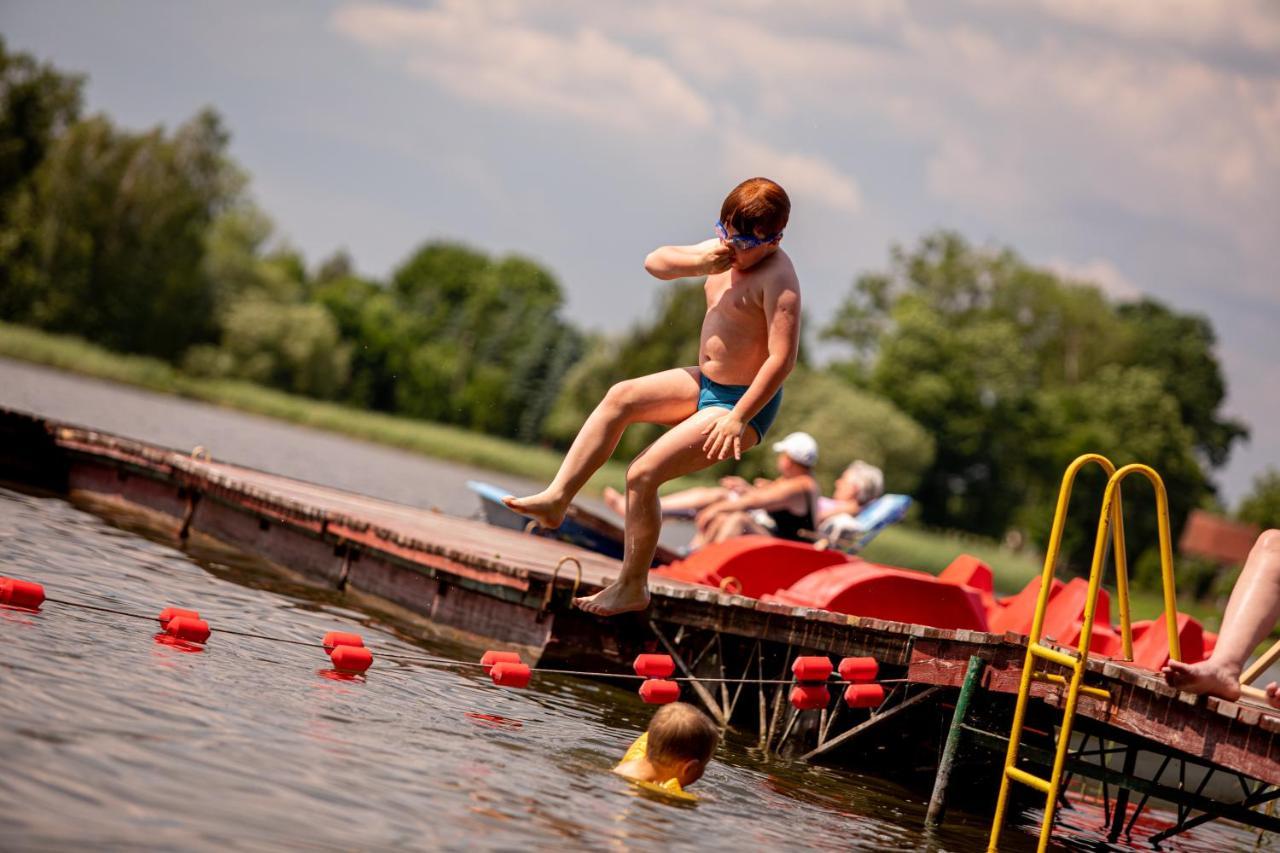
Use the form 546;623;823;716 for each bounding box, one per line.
701;243;734;275
701;413;747;461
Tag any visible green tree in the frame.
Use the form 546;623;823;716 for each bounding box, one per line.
311;274;392;408
4;108;242;359
1239;469;1280;531
1023;366;1206;577
0;39;84;318
195;297;351;398
822;231;1237;575
1115;299;1248;468
376;241;583;438
0;38;83;209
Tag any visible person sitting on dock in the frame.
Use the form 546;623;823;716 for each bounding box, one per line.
689;432;820;547
615;701;720;795
1164;528;1280;707
503;178;801;616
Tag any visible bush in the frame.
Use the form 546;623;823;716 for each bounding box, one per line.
217;299;351;399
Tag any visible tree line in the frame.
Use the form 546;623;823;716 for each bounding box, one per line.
2;40;1271;586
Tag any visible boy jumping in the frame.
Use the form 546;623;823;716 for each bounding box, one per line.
503;178;801;616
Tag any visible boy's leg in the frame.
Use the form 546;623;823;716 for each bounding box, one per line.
576;409;759;616
1164;529;1280;704
504;368;699;528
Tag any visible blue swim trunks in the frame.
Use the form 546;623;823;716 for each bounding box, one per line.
697;374;784;442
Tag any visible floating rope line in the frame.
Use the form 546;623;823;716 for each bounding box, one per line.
6;575;890;709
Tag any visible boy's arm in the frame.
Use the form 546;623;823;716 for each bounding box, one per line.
701;275;801;460
644;239;733;280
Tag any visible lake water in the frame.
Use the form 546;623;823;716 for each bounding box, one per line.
0;358;1264;851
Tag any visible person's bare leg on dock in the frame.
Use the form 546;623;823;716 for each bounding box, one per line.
576;409;759;616
502;369;700;529
604;484;729;519
1164;529;1280;707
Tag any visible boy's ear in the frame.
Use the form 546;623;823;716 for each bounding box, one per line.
677;758;706;785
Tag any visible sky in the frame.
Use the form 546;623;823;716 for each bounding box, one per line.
3;0;1277;505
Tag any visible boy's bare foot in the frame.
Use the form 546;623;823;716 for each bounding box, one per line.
574;581;650;616
502;490;568;529
602;486;626;517
1162;659;1242;701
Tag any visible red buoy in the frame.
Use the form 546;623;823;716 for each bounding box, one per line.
490;661;532;688
0;578;45;610
480;650;523;673
838;656;879;683
792;656;833;682
322;631;365;653
632;653;676;679
330;644;374;673
843;683;886;709
789;683;830;710
638;678;681;704
157;606;200;628
165;617;211;644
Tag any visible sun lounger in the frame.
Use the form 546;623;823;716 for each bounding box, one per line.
816;493;913;554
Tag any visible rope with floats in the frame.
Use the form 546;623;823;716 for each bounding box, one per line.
1;574;889;709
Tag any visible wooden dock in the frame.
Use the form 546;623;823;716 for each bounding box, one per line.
2;405;1277;847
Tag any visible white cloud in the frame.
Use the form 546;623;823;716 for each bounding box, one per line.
721;133;862;214
1020;0;1280;54
331;1;712;134
926;138;1028;210
1044;257;1143;300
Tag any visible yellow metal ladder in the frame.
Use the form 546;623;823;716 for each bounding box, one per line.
988;454;1183;852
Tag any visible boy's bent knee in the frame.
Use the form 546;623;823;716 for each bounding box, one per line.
1258;529;1280;558
603;380;640;414
627;461;663;493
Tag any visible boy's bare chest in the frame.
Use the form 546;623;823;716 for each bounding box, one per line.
703;276;764;324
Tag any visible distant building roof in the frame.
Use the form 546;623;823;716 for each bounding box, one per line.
1178;509;1260;566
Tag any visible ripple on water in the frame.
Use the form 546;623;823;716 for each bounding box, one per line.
0;486;1258;851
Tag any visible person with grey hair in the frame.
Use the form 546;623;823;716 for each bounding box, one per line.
816;460;885;526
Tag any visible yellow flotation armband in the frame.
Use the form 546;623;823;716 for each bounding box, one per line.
618;733;699;803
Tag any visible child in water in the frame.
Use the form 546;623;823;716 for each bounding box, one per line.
615;702;720;796
504;178;801;616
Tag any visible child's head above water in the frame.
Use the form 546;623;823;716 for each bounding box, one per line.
647;701;720;786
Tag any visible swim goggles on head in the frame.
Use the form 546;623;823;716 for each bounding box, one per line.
715;221;783;250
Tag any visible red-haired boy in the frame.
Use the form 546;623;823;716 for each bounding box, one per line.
504;178;801;615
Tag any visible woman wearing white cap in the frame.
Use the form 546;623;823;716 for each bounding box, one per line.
697;430;821;544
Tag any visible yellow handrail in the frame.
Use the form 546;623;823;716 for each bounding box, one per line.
988;456;1182;851
1089;464;1181;663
